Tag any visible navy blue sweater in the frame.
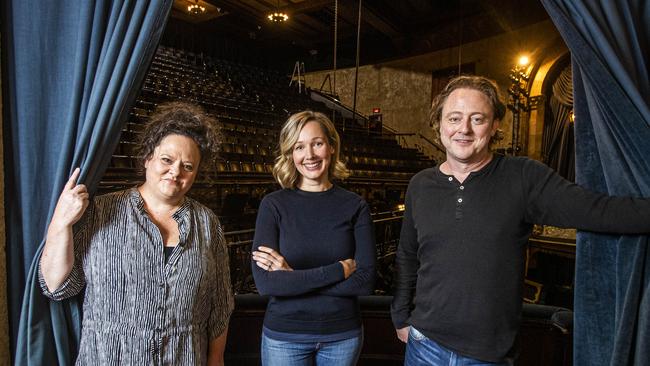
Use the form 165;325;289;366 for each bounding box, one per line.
252;186;376;334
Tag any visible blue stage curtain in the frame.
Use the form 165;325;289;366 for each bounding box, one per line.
2;1;172;364
541;1;650;365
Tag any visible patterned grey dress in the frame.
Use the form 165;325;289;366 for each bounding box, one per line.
39;188;234;365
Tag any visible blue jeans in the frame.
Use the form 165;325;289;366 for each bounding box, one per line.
261;333;363;366
405;327;511;366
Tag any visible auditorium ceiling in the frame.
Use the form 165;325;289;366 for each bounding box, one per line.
171;0;550;70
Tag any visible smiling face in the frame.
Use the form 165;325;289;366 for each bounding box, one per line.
143;134;201;203
440;88;500;165
292;121;334;190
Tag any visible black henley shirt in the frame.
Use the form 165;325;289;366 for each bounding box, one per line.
391;155;650;362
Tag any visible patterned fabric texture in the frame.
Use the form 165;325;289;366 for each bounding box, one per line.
38;188;233;365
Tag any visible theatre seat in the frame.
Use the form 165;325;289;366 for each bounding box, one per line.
216;161;229;172
516;304;573;366
229;161;242;172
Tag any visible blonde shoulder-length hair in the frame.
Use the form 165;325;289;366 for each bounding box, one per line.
273;111;350;188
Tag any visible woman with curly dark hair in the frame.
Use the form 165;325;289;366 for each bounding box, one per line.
39;102;233;365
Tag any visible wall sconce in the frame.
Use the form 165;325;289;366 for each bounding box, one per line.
507;54;532;155
518;55;530;67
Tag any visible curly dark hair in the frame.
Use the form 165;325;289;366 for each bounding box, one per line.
135;101;221;174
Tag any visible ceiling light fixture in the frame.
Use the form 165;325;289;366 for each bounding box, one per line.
267;0;289;22
188;1;206;15
268;12;289;22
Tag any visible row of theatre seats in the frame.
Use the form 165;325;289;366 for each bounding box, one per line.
99;45;574;364
115;109;428;178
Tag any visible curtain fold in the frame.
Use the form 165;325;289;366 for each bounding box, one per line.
543;66;575;181
2;1;172;364
541;1;650;365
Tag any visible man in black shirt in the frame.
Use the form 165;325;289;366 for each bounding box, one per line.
390;75;650;365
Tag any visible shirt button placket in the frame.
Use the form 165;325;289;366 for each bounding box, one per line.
157;278;166;364
152;327;163;366
457;185;465;204
455;181;464;219
157;281;165;325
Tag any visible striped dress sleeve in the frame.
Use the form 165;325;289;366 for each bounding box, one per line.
207;214;234;340
38;202;94;301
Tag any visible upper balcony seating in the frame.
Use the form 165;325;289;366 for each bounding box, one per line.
102;45;436;217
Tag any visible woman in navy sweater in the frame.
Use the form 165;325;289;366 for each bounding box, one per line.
251;110;376;365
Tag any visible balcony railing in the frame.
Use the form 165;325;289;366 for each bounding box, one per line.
225;211;404;295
